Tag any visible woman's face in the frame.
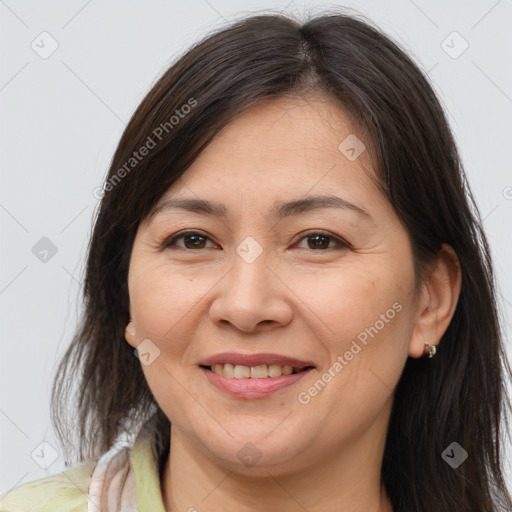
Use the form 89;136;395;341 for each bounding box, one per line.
125;94;423;475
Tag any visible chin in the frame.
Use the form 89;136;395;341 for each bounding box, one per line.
199;431;308;474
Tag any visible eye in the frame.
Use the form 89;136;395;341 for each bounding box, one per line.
160;230;349;251
161;231;218;250
294;231;349;251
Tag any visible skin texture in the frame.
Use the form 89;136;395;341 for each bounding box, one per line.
124;94;462;512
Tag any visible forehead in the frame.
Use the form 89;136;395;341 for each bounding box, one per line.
197;94;370;164
180;95;377;189
145;94;387;226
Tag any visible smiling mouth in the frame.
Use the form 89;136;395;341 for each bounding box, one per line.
200;363;314;379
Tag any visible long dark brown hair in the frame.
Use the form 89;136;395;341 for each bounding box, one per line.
51;9;512;511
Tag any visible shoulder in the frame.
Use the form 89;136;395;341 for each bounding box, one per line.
0;461;96;512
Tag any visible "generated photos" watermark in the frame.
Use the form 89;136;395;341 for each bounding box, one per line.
297;301;402;405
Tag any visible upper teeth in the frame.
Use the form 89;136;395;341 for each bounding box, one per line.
211;363;296;378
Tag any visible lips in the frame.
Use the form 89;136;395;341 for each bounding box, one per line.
199;352;315;369
198;352;316;398
201;365;314;398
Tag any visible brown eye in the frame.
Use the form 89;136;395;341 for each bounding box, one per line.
306;234;331;250
296;232;349;251
163;231;217;250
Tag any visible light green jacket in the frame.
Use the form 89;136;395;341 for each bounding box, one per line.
0;418;167;511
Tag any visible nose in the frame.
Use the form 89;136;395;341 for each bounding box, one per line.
208;251;293;334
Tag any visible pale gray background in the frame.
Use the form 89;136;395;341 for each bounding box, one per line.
1;0;511;496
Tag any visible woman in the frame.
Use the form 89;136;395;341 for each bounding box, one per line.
1;10;511;512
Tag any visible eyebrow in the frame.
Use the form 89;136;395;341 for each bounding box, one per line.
145;194;373;224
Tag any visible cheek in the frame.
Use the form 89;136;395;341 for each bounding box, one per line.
128;260;203;356
127;261;203;421
296;262;413;390
291;262;406;342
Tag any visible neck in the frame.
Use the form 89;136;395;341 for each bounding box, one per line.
161;400;394;512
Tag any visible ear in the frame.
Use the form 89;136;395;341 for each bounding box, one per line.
409;243;462;358
124;319;137;348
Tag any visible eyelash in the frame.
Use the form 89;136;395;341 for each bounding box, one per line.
160;230;350;252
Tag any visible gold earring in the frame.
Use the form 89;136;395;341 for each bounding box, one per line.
423;343;437;358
